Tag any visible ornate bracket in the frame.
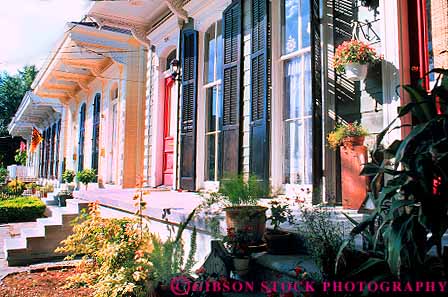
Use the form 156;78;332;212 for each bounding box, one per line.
89;13;152;49
164;0;189;23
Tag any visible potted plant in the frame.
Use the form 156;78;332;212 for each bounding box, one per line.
216;175;268;245
328;122;369;210
62;169;76;192
223;227;252;277
264;199;296;254
54;190;73;207
334;39;379;81
327;121;368;150
25;182;37;194
76;168;97;190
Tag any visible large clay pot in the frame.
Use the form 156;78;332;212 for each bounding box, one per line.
344;63;368;81
224;206;267;244
264;229;296;255
342;135;365;149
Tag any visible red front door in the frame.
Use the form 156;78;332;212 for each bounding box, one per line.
163;77;174;186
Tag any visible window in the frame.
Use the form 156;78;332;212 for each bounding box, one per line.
166;49;177;71
204;21;223;181
92;94;101;171
282;0;312;185
78;103;86;171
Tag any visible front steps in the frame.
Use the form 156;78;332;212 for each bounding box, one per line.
4;198;89;266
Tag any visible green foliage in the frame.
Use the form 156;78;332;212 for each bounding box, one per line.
0;196;45;223
76;168;97;188
298;207;346;279
6;179;25;195
57;201;199;297
217;175;269;206
62;169;76;183
337;69;448;280
0;66;38;136
25;182;37;190
0;168;8;184
327;121;368;150
14;150;26;165
266;199;295;231
56;203;154;297
149;207;198;285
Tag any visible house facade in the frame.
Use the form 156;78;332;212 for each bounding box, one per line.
9;21;148;188
9;0;447;204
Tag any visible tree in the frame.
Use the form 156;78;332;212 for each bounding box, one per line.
0;65;38;136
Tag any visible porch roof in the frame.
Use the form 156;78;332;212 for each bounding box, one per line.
8;92;63;138
31;21;138;101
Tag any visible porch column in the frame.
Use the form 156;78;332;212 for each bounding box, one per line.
380;0;404;144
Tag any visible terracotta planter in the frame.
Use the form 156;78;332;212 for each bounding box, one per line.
344;63;368;81
233;257;250;276
340;144;369;210
224;206;267;244
342;135;365;149
264;229;296;255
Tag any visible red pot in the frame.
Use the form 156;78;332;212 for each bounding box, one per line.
342;136;365;149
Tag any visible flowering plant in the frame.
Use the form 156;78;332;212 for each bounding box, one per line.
327;122;368;150
266;199;295;231
334;39;379;74
223;227;253;257
14;142;27;165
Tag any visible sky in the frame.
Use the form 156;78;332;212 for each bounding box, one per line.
0;0;92;75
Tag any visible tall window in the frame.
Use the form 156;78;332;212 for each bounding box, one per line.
204;21;223;181
78;103;86;171
92;94;101;171
282;0;312;184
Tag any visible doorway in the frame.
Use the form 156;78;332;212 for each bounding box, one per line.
162;77;175;186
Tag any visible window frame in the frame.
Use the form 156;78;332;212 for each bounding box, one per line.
203;20;223;182
281;0;313;186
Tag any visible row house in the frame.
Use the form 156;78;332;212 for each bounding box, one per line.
9;21;148;188
9;0;447;205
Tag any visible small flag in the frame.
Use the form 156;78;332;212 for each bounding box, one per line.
30;127;43;153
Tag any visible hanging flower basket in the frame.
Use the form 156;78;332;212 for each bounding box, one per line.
334;39;380;81
344;63;369;81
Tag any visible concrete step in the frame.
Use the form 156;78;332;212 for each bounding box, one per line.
4;238;27;251
5;198;90;266
21;227;45;239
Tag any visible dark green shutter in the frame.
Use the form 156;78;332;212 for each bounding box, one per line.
91;94;101;172
310;0;322;203
78;103;86;172
179;29;199;191
220;0;242;177
250;0;270;182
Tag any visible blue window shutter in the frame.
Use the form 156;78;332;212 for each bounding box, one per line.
220;0;242;178
179;29;199;191
250;0;270;182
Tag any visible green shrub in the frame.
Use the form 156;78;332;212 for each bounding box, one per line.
57;202;198;297
62;170;75;183
0;168;8;184
76;169;97;189
6;179;25;195
0;196;45;223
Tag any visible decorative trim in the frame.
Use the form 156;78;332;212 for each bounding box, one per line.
89;13;152;49
164;0;189;23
